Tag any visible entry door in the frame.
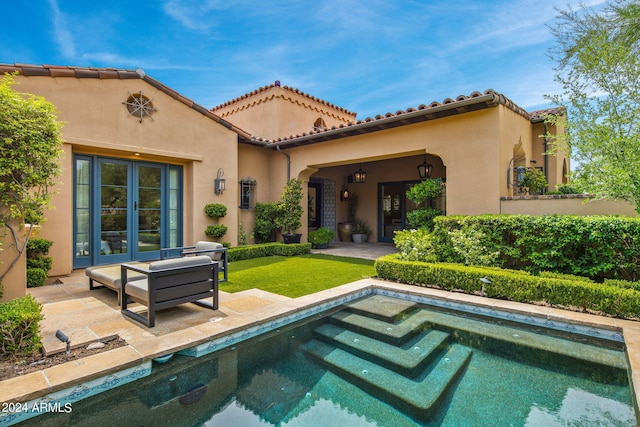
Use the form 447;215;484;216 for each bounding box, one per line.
96;160;163;264
378;181;422;242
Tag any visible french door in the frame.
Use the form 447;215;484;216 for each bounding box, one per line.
74;156;182;268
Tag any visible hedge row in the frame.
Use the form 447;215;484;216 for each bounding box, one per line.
431;215;640;281
0;295;44;356
228;242;311;261
375;254;640;319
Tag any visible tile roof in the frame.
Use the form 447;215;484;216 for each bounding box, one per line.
211;80;357;117
529;107;566;123
251;89;553;148
0;63;252;141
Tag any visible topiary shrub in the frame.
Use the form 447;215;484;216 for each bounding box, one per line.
308;227;334;248
0;295;44;357
26;238;53;287
205;224;228;239
204;203;227;219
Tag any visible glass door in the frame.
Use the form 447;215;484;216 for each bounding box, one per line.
378;181;424;242
74;156;182;268
135;164;162;261
97;159;131;264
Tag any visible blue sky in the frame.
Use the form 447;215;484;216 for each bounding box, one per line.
2;0;605;119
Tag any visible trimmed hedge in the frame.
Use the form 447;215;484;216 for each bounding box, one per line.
431;215;640;281
375;254;640;319
228;242;312;262
0;295;44;357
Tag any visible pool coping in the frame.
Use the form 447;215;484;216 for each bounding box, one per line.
1;278;639;424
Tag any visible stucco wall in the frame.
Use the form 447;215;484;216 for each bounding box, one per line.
13;75;239;276
500;195;638;216
214;85;355;140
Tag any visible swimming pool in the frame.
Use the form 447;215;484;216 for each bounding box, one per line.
17;293;636;426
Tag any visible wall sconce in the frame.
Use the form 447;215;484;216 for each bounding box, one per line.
340;185;350;201
417;155;433;179
353;164;367;183
214;168;226;195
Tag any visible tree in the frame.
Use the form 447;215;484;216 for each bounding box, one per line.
0;74;63;284
546;1;640;212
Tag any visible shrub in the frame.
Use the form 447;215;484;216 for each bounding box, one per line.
253;202;281;244
519;167;547;194
228;243;311;261
394;229;438;262
26;238;53;287
0;295;44;357
432;215;640;281
26;268;47;288
375;254;640;319
405;179;443;230
204;203;227;219
274;179;304;234
308;227;334;247
205;224;228;238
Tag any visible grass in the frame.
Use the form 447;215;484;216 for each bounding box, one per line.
220;254;376;298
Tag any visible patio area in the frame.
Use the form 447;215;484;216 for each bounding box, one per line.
3;241;640;424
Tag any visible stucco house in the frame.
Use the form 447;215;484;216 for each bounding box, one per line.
1;63;573;300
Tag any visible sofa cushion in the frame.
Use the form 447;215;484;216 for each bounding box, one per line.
149;255;212;271
86;262;149;289
194;241;224;261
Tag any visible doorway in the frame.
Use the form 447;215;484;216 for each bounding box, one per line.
73;155;182;268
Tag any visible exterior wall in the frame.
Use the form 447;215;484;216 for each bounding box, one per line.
213;85;356;140
13;75;239;277
500;195;638;216
284;107;513;221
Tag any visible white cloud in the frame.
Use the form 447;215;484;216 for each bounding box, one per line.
48;0;75;58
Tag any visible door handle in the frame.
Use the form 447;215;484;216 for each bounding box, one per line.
134;201;137;210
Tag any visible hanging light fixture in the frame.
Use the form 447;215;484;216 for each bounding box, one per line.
417;155;433;179
353;164;367;183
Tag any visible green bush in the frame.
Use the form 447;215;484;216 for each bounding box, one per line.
205;224;228;238
253;202;281;244
394;229;438;262
26;238;53;256
0;295;44;357
405;179;443;230
26;268;48;288
26;238;54;287
228;243;312;261
204;203;227;219
431;215;640;281
375;254;640;319
308;227;334;247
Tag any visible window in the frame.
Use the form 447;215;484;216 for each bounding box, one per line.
239;178;257;209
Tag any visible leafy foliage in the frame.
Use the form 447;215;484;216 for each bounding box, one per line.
204;203;227;219
431;214;640;281
375;254;640;319
308;227;334;246
519;167;548;195
0;295;43;357
227;242;311;261
274;179;304;234
205;224;228;238
394;229;438;263
253;202;280;243
547;1;640;211
0;74;63;283
405;179;443;230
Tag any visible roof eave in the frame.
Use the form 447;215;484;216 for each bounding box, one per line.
263;92;501;149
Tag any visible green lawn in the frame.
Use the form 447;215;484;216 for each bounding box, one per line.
220;254;376;298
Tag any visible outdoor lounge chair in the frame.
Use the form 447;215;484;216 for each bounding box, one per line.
120;255;218;328
160;241;228;282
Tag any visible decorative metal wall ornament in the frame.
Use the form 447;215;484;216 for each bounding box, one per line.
123;91;157;123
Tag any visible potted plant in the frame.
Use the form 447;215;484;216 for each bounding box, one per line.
308;227;334;249
338;193;357;241
274;179;304;244
204;203;227;241
351;219;371;243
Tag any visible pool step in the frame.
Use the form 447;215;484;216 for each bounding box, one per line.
313;323;450;377
330;309;428;346
301;339;472;421
342;295;419;323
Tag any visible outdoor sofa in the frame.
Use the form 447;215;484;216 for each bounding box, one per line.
120;255;218;328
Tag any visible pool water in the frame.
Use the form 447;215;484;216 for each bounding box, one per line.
23;295;636;426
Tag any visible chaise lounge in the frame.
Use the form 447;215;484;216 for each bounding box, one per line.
120;255;219;328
